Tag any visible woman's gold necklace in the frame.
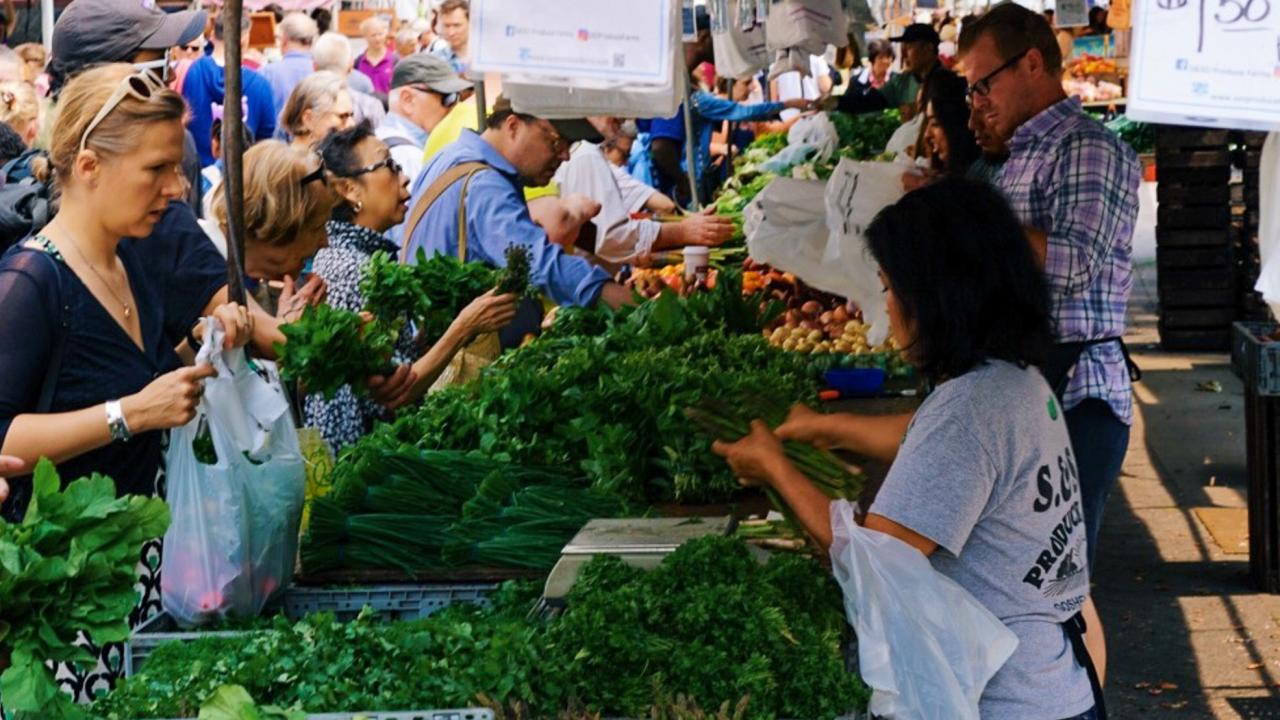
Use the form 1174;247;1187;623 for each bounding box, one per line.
65;231;133;319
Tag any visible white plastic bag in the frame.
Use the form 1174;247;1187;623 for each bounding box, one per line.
823;158;907;346
765;0;848;54
711;0;769;78
787;113;839;163
829;500;1019;719
1254;133;1280;318
162;318;306;627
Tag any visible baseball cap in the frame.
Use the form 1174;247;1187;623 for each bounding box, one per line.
490;95;603;143
53;0;208;76
892;23;942;45
391;53;472;94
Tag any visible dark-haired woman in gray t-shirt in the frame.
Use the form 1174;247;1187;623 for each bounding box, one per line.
713;177;1104;720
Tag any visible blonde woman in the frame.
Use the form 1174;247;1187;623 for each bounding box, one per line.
0;80;39;145
0;62;253;695
279;70;356;152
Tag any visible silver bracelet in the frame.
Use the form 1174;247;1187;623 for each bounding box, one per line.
105;400;132;442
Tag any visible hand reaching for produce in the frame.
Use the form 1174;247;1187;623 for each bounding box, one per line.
782;98;815;112
711;419;787;488
679;208;735;247
775;404;831;449
367;363;418;411
455;289;520;341
0;454;20;504
277;274;328;324
122;364;217;433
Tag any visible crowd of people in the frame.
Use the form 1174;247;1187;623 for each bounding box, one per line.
0;2;1140;718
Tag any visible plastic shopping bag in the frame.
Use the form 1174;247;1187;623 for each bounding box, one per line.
829;501;1019;720
766;0;848;55
787;113;839;163
1253;133;1280;318
823;158;907;347
162;318;305;627
711;0;769;79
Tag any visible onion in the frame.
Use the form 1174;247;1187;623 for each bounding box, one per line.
801;300;823;316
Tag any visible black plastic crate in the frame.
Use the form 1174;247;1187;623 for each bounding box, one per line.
1156;126;1231;148
1159;165;1233;185
1156;227;1236;248
1158;324;1231;351
1160;306;1236;330
1238;130;1268;148
1159;268;1236;292
1236;148;1262;170
1157;148;1234;168
1244;390;1280;592
1160;183;1231;206
1157;204;1231;229
1161;286;1237;307
1156;245;1234;271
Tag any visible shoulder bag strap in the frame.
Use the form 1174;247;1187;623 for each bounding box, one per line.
34;246;68;413
1064;611;1107;719
454;167;490;262
400;161;492;262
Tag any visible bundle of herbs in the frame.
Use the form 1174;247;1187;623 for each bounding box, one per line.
0;460;170;719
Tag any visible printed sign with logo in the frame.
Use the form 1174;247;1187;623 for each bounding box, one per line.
1128;0;1280;130
1056;0;1090;27
470;0;674;84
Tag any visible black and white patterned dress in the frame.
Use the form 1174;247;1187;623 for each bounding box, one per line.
302;221;417;451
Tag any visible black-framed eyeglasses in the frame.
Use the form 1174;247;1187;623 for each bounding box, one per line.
966;47;1031;103
339;156;403;178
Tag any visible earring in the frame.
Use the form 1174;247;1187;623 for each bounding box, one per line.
353;200;364;213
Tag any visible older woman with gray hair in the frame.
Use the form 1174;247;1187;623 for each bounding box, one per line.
279;70;357;152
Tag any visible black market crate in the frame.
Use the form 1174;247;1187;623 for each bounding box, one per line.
1231;182;1261;206
1233;322;1280;395
1159;269;1237;308
125;583;497;677
1160;306;1236;330
1239;325;1280;592
1156;245;1234;272
1156;227;1236;248
1156;126;1232;149
1157;204;1231;229
1159;165;1233;186
1157;147;1234;169
1158;324;1231;351
1160;182;1231;206
1236;147;1263;170
1238;130;1269;148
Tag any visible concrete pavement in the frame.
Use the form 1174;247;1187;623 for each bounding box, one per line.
1096;262;1280;718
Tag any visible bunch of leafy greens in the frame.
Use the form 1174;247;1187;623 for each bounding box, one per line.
299;449;624;576
196;685;305;720
278;248;531;400
540;536;868;719
0;459;170;719
829;109;902;160
360;271;818;504
274;304;400;399
96;541;867;720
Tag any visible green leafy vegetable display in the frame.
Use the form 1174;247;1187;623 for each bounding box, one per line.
96;540;868;720
494;244;532;296
1104;114;1155;155
197;685;305;720
356;270;815;504
0;459;170;719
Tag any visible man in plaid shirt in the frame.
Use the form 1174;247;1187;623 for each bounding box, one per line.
960;5;1141;571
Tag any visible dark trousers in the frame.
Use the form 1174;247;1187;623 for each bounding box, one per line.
1064;398;1131;570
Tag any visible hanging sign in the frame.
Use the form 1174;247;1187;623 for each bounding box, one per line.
1128;0;1280;131
1056;0;1090;27
470;0;673;84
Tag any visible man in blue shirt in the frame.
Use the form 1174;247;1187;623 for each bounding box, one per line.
260;12;319;112
183;13;278;166
403;96;632;309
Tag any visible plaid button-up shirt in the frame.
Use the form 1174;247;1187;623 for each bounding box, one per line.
995;97;1141;425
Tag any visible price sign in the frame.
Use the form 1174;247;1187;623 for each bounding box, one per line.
470;0;674;84
1057;0;1090;27
1128;0;1280;130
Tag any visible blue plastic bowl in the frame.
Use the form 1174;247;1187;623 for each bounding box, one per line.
824;368;887;396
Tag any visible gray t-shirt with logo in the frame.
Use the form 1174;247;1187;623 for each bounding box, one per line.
870;359;1094;720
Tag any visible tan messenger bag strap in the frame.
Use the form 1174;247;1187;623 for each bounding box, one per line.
400;161;493;263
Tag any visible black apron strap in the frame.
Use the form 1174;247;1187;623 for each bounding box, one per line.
1064;611;1107;720
1043;337;1142;399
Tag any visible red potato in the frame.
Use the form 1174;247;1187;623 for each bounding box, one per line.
801;300;823;316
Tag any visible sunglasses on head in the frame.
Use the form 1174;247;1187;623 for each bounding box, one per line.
79;71;167;153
